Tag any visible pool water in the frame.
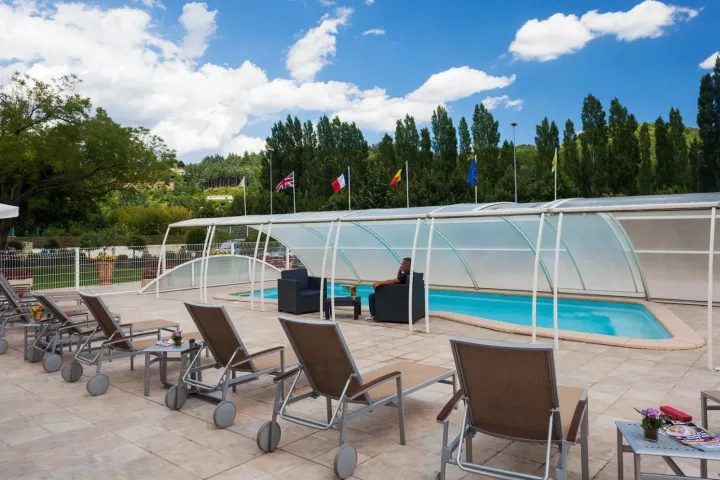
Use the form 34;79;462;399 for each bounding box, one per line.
238;285;671;339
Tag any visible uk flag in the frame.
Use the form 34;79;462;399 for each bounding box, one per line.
276;172;295;192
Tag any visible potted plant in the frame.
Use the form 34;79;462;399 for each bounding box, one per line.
639;408;664;441
171;329;183;347
95;255;117;286
349;285;357;300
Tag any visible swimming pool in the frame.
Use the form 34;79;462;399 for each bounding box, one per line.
236;284;671;339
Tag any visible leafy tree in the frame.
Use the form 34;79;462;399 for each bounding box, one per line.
184;228;208;248
668;108;689;190
431;106;458;168
457;116;472;164
419;128;433;166
607;98;640;195
579;94;608;195
0;73;173;247
654;116;675;191
688;138;702;192
471;104;501;200
697;59;720;191
638;123;654;195
562;120;580;188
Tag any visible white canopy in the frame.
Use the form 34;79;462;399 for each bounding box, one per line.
0;203;18;219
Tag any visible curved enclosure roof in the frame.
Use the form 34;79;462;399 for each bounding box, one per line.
170;193;720;303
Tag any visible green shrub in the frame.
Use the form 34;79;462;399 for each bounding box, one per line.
43;226;67;237
109;205;192;235
185;228;207;249
7;240;23;250
79;224;130;251
43;239;60;249
165;251;177;259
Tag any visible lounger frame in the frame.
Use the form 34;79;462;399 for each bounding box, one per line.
436;337;589;480
270;316;456;448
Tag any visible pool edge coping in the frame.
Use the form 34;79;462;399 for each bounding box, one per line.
213;290;704;351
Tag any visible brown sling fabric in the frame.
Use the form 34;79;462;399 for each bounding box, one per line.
280;318;365;402
79;293;133;351
34;293;88;335
0;274;33;323
452;339;562;442
184;303;250;370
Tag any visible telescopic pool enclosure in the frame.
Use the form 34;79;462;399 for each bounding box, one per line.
150;193;720;369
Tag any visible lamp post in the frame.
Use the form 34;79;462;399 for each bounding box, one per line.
511;122;518;203
267;147;273;215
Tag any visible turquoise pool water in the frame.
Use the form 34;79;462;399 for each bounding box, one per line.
238;285;671;339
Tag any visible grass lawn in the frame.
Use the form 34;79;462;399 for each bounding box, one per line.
26;265;146;290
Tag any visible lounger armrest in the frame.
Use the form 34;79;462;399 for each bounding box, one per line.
348;371;401;400
57;321;96;330
102;330;161;346
274;367;300;383
182;344;204;355
566;398;588;443
230;345;285;369
437;390;463;422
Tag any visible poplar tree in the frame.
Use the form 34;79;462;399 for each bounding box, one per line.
607;98;640;195
580;94;608;195
458;116;472;165
638;123;654;195
654;116;675;192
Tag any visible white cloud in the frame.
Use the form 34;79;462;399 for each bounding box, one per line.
365;0;375;4
179;2;217;59
482;95;524;111
318;0;335;6
133;0;165;9
362;28;385;36
700;52;720;69
0;1;515;158
510;0;699;62
286;7;352;82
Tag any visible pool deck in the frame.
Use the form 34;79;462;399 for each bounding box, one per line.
2;285;720;479
215;287;705;351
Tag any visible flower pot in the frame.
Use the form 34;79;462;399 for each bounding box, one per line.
32;311;43;322
96;261;115;286
173;339;182;347
644;426;659;442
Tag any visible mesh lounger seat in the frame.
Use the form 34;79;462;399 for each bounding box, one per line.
434;338;589;480
62;293;201;396
0;274;82;355
257;316;457;479
24;292;105;373
165;302;299;429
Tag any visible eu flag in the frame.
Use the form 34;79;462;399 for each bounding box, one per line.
467;158;477;186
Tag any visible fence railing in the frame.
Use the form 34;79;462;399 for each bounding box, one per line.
0;241;299;295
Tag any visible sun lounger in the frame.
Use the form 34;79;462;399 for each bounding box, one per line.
24;292;103;373
62;293;199;396
434;338;589;480
258;316;456;479
164;302;298;428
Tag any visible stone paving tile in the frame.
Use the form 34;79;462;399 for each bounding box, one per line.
1;288;720;479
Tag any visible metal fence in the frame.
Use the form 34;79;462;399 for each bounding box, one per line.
0;241;300;295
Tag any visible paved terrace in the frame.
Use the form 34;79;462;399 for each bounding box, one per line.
1;286;720;479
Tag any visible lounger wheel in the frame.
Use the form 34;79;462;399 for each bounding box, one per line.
0;325;5;337
61;362;83;382
87;373;109;396
43;353;62;373
0;339;7;355
165;386;188;411
26;346;44;363
256;421;281;453
213;400;236;429
333;443;357;479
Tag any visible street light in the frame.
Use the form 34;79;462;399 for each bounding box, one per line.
511;122;518;203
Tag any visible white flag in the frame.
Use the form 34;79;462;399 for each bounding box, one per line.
239;177;246;188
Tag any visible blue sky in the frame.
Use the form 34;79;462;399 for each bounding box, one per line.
1;0;717;160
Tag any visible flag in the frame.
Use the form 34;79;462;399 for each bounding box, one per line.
467;158;477;186
551;149;557;173
389;166;404;187
331;168;349;193
239;177;246;188
276;172;294;192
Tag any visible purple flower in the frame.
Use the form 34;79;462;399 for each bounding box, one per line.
641;408;661;419
172;330;182;337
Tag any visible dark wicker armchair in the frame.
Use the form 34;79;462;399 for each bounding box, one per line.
277;269;326;315
374;272;426;324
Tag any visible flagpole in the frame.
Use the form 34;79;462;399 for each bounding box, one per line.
292;172;296;214
243;181;247;216
554;147;558;201
269;153;273;215
347;166;351;210
474;155;478;204
405;161;409;208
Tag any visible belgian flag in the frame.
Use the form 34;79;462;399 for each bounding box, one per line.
389;164;406;187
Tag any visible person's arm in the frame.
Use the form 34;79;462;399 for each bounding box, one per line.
372;278;400;289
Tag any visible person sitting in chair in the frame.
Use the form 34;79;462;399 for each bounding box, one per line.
366;257;411;321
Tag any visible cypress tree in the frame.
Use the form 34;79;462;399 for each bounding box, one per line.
638;123;654;195
608;98;640;195
562;120;580;190
698;72;716;191
580;94;608;195
654;116;675;192
533;117;559;199
689;138;701;192
668;107;688;191
471;104;501;201
458;116;472;165
419;128;432;166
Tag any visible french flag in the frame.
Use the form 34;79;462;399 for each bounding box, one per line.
331;168;349;193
